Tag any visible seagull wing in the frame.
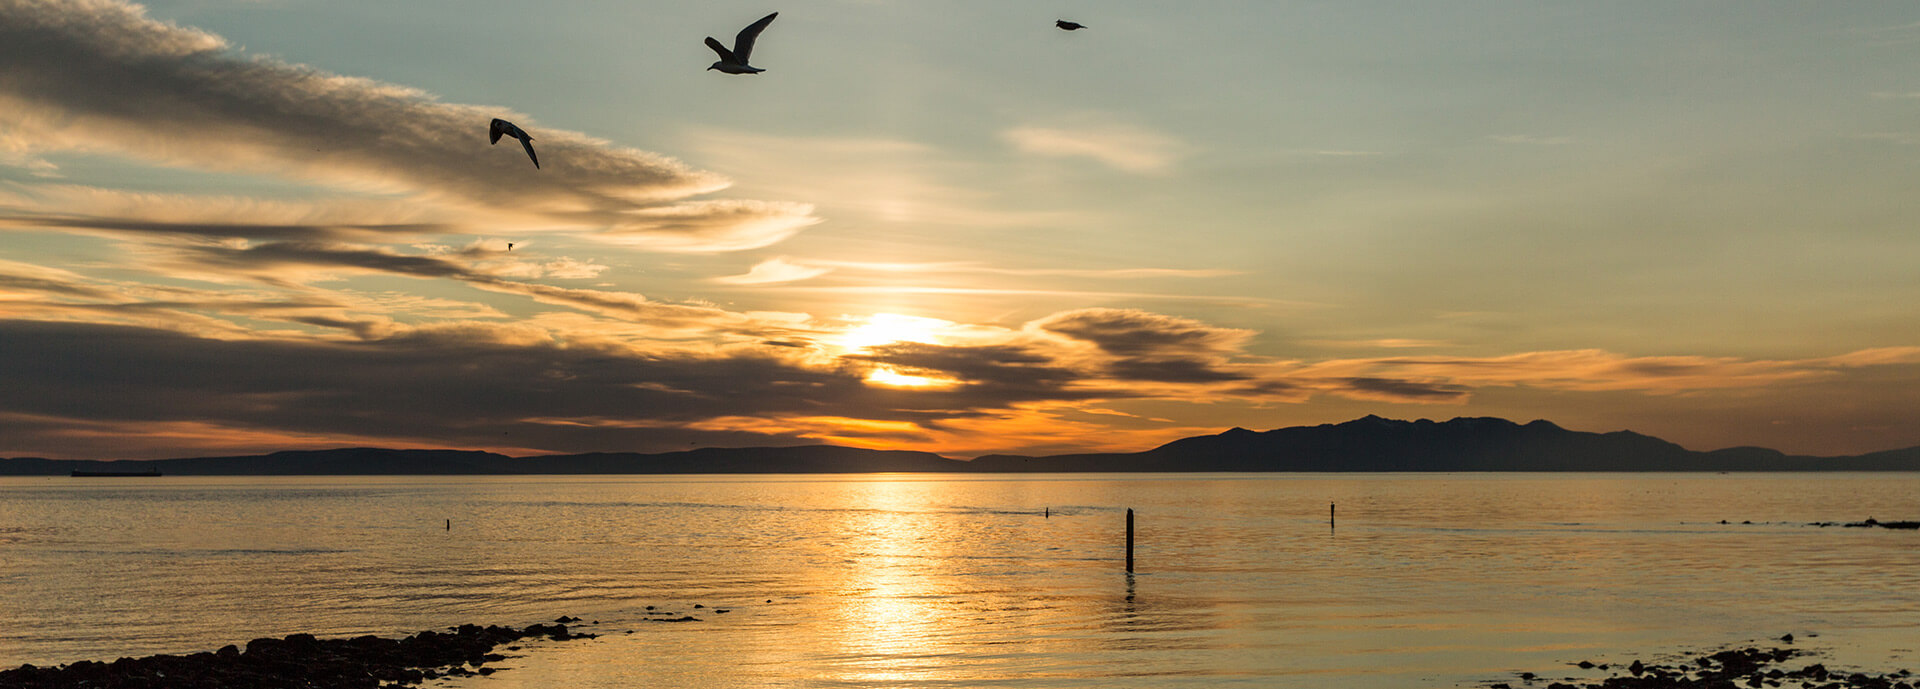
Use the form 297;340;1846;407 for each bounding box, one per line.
520;138;539;169
704;36;736;63
732;12;777;63
489;118;506;144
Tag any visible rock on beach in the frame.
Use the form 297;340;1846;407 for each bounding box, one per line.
0;621;599;689
1493;646;1916;689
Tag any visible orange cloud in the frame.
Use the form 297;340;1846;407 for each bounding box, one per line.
0;0;817;252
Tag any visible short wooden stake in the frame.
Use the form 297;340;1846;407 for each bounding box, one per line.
1125;508;1135;573
446;519;451;531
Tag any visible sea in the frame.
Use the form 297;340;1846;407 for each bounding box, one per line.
1;473;1916;688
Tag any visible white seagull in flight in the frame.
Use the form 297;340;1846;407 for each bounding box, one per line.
706;12;778;75
488;118;539;169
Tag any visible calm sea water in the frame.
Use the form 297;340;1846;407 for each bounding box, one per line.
1;473;1917;688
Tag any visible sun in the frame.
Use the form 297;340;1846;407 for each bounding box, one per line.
834;313;960;389
836;313;948;350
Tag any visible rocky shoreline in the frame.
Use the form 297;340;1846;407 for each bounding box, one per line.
0;618;600;689
1815;518;1920;530
1488;645;1915;689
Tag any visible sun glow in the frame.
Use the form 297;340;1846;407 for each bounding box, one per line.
864;366;952;388
836;313;961;389
836;313;948;350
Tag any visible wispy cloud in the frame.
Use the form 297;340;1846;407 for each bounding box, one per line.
1488;134;1575;145
1290;349;1840;395
713;257;835;285
684;129;1068;228
1297;149;1387;157
1304;338;1453;350
1003;118;1186;174
711;256;1241;286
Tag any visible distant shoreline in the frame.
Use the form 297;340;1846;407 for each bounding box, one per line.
5;416;1919;475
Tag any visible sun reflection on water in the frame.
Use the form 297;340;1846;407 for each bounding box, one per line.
821;480;959;684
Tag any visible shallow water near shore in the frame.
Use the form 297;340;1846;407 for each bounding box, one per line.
2;473;1917;687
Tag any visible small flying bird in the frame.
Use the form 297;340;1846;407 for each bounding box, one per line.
488;118;539;169
1055;20;1087;31
706;12;778;74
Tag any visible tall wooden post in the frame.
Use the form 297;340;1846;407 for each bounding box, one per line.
1125;508;1135;573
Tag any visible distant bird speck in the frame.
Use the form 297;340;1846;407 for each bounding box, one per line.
1056;20;1087;31
706;12;778;74
488;118;539;169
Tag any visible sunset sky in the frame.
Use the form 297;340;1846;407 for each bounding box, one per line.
4;0;1919;460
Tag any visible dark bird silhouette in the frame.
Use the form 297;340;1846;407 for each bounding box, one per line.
706;12;778;74
1056;20;1086;31
506;242;514;251
488;118;539;169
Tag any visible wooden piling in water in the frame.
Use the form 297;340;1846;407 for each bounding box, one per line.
1125;508;1135;573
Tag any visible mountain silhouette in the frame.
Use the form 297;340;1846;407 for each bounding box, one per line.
5;416;1917;475
965;416;1918;471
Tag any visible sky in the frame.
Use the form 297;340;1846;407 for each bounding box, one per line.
3;0;1919;461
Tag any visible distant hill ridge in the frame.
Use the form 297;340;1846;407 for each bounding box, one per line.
5;416;1918;475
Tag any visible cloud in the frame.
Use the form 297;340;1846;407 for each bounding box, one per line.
1036;308;1252;358
594;200;821;253
806;258;1240;280
0;185;460;240
0;0;817;252
1003;119;1185;174
4;297;1919;458
1335;377;1470;403
1304;338;1452;349
714;257;835;285
0;260;115;299
0;318;845;457
851;341;1083;396
1818;346;1920;367
1488;134;1575;145
1289;349;1838;395
165;240;762;328
711;256;1240;287
1033;308;1255;383
684;129;1065;228
181;241;478;281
